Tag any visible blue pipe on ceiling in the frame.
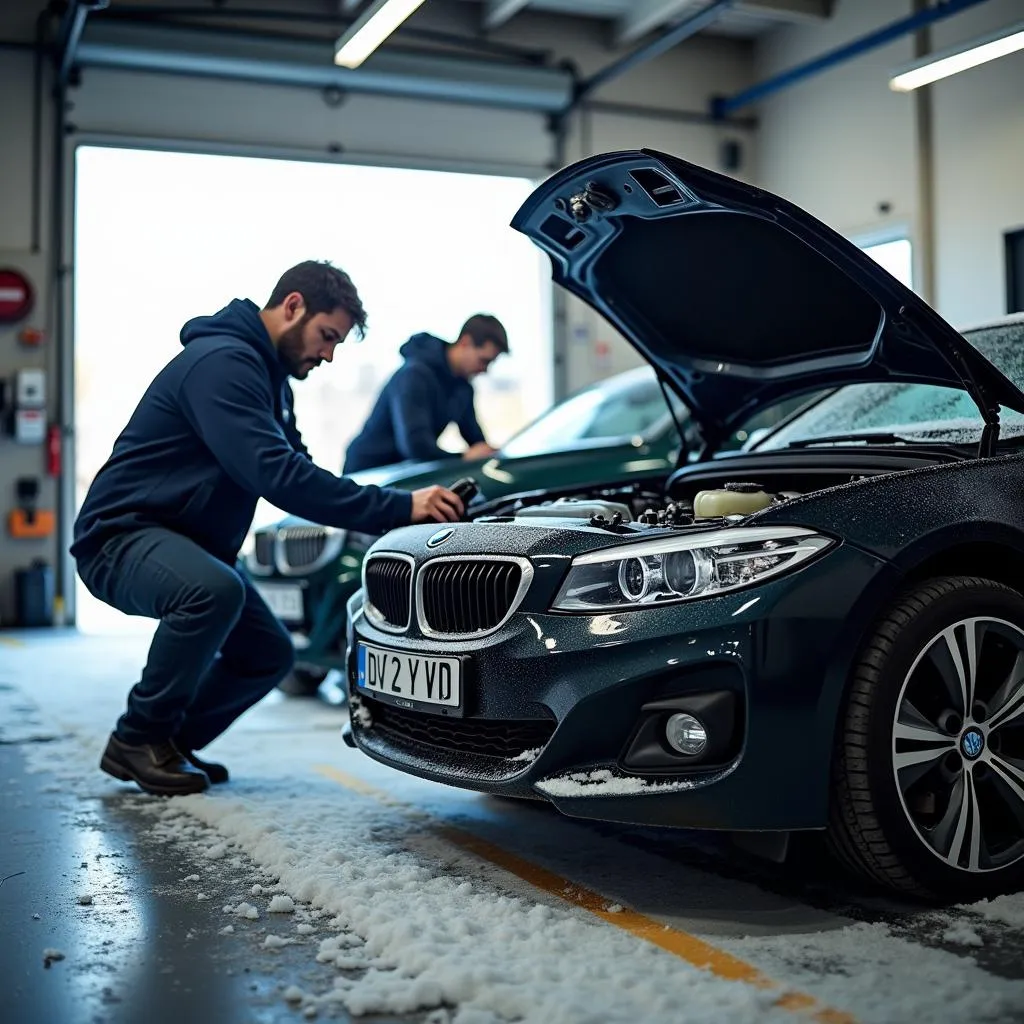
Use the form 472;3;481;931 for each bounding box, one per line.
712;0;992;118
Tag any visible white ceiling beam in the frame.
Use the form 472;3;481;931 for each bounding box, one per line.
483;0;532;31
615;0;704;47
735;0;833;23
615;0;831;46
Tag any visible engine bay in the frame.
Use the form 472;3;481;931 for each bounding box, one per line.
466;463;889;536
505;485;801;534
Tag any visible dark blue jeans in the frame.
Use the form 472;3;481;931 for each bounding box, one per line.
77;527;295;750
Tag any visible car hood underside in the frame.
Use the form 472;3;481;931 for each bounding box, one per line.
511;149;1024;449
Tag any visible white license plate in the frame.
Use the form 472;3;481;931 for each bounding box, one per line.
356;644;461;712
255;583;304;623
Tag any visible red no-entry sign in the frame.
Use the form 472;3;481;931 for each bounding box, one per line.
0;268;35;324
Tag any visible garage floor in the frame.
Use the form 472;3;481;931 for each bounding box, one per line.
2;630;1023;1024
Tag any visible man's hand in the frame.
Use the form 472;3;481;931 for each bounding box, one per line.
463;442;498;461
410;485;464;524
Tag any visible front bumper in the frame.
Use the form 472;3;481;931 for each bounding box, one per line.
346;542;896;830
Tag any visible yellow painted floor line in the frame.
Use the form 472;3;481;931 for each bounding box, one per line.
0;637;25;647
314;763;856;1024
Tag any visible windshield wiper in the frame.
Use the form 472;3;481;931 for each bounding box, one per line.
782;432;905;449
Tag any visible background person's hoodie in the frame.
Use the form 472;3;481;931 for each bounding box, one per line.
343;332;486;473
71;298;412;565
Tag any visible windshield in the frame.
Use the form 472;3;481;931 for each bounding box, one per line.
753;320;1024;451
499;369;686;458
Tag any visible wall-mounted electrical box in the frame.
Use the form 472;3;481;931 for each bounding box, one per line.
15;368;46;408
14;408;46;444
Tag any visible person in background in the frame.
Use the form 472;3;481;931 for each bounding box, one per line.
343;314;508;473
71;260;463;797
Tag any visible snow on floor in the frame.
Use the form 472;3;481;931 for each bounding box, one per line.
3;631;1024;1024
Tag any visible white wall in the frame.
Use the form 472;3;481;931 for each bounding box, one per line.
930;0;1024;327
754;0;919;260
753;0;1024;331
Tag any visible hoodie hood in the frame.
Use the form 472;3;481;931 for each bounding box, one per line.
511;149;1024;450
180;298;284;381
399;332;460;383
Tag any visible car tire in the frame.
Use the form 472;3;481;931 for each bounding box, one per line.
828;575;1024;902
278;666;328;698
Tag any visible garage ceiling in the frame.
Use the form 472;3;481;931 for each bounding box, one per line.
457;0;835;43
25;0;839;125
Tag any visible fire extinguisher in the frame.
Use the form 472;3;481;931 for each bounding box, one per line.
47;423;61;477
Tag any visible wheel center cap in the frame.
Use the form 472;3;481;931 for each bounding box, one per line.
960;727;985;761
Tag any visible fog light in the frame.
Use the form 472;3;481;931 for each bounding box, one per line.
665;713;707;756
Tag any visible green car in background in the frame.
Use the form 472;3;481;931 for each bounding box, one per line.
241;366;799;696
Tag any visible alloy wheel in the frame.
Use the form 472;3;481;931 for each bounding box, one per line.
893;616;1024;873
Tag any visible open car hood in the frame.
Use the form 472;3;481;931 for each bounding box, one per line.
511;150;1024;449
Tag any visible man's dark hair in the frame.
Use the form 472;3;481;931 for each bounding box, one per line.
458;313;508;355
265;260;368;338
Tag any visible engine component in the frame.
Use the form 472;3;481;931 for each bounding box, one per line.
636;501;695;528
693;482;773;519
514;497;633;522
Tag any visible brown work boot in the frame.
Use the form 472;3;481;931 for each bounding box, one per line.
100;733;210;796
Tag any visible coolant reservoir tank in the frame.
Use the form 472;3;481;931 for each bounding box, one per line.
693;482;772;518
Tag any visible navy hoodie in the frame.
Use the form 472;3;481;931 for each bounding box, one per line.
71;298;413;565
343;333;485;473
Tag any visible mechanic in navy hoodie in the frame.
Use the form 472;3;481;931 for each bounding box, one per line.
342;314;508;473
72;261;464;797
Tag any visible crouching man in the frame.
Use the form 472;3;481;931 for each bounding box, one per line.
72;261;462;796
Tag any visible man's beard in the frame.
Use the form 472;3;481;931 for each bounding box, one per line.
277;317;320;378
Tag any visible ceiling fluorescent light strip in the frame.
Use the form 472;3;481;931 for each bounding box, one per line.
889;18;1024;91
334;0;428;69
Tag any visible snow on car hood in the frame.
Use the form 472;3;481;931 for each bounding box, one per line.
511;149;1024;448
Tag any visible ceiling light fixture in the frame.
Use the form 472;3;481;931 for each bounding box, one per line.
889;18;1024;91
334;0;428;69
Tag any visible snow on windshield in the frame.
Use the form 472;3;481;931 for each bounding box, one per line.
756;322;1024;450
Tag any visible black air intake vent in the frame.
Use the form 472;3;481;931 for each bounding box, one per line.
252;530;276;570
279;526;328;572
369;703;556;760
365;556;413;630
419;559;524;636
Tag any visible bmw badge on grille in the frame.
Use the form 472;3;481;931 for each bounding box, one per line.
426;527;455;548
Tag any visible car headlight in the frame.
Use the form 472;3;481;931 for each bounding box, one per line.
551;526;834;612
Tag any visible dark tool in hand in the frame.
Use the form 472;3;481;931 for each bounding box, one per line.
449;476;479;519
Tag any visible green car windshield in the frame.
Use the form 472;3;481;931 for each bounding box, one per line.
499;369;685;459
752;321;1024;451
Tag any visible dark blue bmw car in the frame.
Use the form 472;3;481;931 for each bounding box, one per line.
342;149;1024;902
